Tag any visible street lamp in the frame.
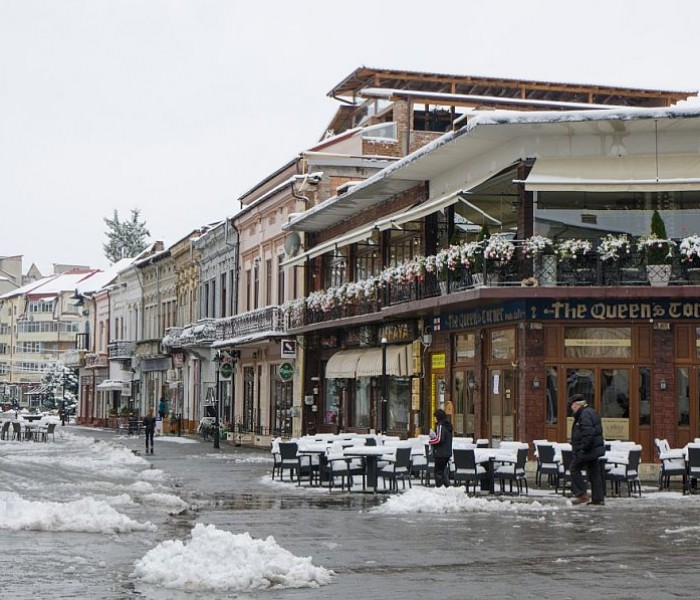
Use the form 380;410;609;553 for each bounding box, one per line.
381;337;388;433
213;351;221;449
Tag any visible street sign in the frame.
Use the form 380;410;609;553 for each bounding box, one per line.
281;339;297;359
220;362;234;379
279;362;294;381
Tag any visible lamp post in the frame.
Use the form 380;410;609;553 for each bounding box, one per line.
381;337;388;433
213;351;221;449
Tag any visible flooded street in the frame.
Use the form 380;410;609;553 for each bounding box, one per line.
2;427;699;599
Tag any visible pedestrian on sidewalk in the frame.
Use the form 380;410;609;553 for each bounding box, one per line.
143;410;156;454
570;394;605;505
429;409;453;488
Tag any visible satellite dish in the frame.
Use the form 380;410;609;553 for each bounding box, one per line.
284;232;301;257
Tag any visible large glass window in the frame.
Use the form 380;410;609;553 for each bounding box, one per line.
599;369;630;418
388;377;410;430
490;329;515;362
564;327;631;359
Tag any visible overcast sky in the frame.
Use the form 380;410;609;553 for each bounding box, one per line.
2;0;699;272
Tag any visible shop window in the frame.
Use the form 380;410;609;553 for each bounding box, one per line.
388;377;411;430
490;328;515;362
546;366;558;425
677;367;690;426
599;369;630;418
564;327;631;359
639;367;651;426
354;378;371;429
454;333;476;362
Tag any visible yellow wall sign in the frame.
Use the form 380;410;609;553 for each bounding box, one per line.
431;353;446;369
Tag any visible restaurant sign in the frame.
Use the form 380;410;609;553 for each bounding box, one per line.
440;298;700;330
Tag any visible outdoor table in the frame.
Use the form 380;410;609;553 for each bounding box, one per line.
343;446;391;493
474;449;516;493
22;422;42;441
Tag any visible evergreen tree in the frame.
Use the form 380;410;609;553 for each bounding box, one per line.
41;363;79;410
103;208;150;263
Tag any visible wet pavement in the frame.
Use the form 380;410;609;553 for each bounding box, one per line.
3;425;700;599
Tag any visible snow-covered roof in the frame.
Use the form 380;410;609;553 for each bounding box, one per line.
0;269;103;299
287;105;700;233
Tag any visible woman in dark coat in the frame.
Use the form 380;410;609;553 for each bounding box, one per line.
428;409;453;488
143;410;157;455
570;395;606;505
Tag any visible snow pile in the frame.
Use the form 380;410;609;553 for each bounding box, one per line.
133;523;333;591
0;492;156;533
139;492;189;513
372;486;556;514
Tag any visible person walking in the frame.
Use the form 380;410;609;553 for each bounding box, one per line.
143;410;157;455
429;409;453;488
569;394;606;505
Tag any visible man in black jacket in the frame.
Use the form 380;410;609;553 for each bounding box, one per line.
570;394;606;505
428;409;453;488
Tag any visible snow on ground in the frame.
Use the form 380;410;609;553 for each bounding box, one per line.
0;492;156;533
371;486;557;514
132;523;333;592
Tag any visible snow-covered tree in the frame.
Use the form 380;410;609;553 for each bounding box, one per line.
41;363;79;410
103;208;150;264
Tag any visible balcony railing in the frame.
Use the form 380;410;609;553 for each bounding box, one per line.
108;340;135;360
285;239;700;330
85;352;109;368
63;348;86;367
216;306;285;342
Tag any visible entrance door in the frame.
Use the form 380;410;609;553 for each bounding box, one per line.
486;368;516;445
676;366;700;448
453;370;476;437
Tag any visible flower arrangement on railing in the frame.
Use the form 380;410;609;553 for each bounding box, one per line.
522;235;554;259
679;235;700;264
598;234;632;262
556;238;593;261
483;234;515;264
637;234;676;265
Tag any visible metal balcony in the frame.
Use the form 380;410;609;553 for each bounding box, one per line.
216;306;285;342
108;340;135;360
85;353;109;369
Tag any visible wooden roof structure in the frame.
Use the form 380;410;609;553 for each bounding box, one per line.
329;66;694;109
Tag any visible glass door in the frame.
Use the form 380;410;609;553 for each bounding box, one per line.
487;367;516;445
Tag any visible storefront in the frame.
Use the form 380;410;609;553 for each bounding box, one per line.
429;296;700;462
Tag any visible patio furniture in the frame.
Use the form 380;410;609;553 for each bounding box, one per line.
655;438;686;492
606;445;642;497
0;420;10;440
685;445;700;494
37;422;57;442
378;446;413;493
494;446;529;495
556;448;573;495
452;448;488;495
534;442;560;488
11;421;23;441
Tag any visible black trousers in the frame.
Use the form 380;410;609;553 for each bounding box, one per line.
145;429;154;450
570;455;604;502
434;456;451;487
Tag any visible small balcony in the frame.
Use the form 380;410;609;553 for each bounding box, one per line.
85;352;109;369
216;306;285;342
108;340;135;360
63;348;86;367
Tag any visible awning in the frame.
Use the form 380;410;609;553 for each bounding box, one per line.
96;380;124;391
282;223;376;268
356;344;410;377
522;155;700;192
325;345;411;379
26;385;49;395
375;187;502;231
325;349;365;379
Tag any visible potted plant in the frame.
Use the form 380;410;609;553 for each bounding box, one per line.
556;238;593;261
524;235;556;286
598;233;632;262
679;234;700;283
638;210;675;286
